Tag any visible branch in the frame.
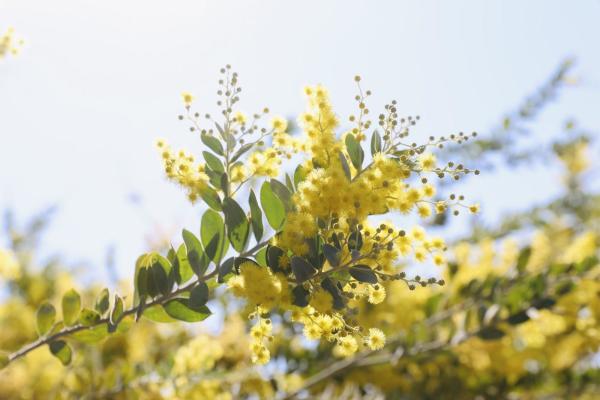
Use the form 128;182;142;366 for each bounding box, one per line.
5;237;273;367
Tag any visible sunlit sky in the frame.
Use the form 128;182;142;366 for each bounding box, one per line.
1;0;599;284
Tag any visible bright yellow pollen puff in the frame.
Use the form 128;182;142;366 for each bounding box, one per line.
469;204;480;214
418;204;432;218
368;285;386;304
419;152;437;170
422;184;436;198
271;116;288;133
433;253;446;266
336;335;358;356
181;91;194;105
367;328;386;350
234;111;247;125
435;201;447;214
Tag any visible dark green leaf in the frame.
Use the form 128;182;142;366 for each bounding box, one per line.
323;244;341;267
349;264;378;284
189;282;209;308
95;288;110;315
163;298;211;322
202;151;224;173
321;278;346;310
339;152;351;180
345;134;364;170
201;133;224;155
218;257;235;283
347;231;363;251
260;181;285;230
223;197;250;252
266;245;285;272
230;142;254;163
201;210;228;263
270;179;293;212
175;243;195;283
292;285;309;307
507;311;530;325
249;190;264;241
183;229;210;276
62;289;81;327
36;302;56;336
477;326;505;340
200;186;222;211
291;256;317;283
49;341;72;366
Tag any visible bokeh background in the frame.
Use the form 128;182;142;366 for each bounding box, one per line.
1;0;599;285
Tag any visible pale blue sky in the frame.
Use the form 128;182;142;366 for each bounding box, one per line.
1;0;599;284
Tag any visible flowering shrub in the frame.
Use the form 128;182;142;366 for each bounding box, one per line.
1;62;598;399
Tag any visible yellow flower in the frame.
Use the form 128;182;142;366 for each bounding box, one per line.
234;111;247;124
181;91;194;105
366;328;386;350
271;116;288;133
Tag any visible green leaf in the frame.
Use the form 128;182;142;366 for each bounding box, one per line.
220;172;229;194
110;295;124;326
345;134;364;171
230;142;254;163
291;256;317;283
95;288;110;315
270;179;293;212
255;246;268;266
183;229;210;276
134;254;153;304
321;278;346;310
152;255;174;296
163;298;212;322
218;257;235;283
36;302;56;336
62;289;81;327
347;231;363;251
49;341;72;366
260;181;285;230
477;326;506;340
200;186;222;211
223;198;250;252
292;285;310;307
71;324;109;343
79;308;101;327
285;173;295;192
371;130;382;155
189;282;209;309
266;245;286;272
176;243;195;283
201;210;228;263
293;165;307;187
339;152;351;180
249;190;264;241
143;304;177;323
201;133;224;156
323;244;341;267
202;151;224;173
349;265;378;284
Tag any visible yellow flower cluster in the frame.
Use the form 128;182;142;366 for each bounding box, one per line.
0;248;21;280
0;28;22;59
155;139;209;202
228;262;290;311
